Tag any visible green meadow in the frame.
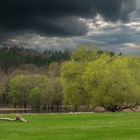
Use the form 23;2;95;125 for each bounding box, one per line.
0;113;140;140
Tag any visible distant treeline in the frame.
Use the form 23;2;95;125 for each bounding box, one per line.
0;47;139;112
0;46;70;72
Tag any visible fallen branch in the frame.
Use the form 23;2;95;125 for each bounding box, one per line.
0;118;16;121
0;114;27;123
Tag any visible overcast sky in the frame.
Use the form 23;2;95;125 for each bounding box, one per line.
0;0;140;54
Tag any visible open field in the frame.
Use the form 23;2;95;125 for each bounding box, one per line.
0;113;140;140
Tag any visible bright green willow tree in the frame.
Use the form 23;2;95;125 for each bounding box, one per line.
61;48;140;111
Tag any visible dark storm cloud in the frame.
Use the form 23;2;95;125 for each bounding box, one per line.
0;0;136;38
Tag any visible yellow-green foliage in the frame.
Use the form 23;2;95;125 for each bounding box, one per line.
61;49;140;111
7;74;63;108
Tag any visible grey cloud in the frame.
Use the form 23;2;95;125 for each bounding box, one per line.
80;21;140;55
0;0;136;39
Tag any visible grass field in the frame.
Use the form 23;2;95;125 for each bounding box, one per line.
0;112;140;140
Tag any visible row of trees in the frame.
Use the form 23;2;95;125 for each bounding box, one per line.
0;47;140;112
0;46;70;72
0;61;62;110
7;74;62;109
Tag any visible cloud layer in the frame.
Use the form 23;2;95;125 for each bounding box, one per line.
0;0;136;39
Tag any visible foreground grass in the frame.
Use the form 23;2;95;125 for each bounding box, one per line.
0;112;140;140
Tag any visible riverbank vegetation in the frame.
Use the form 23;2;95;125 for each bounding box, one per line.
0;46;140;112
